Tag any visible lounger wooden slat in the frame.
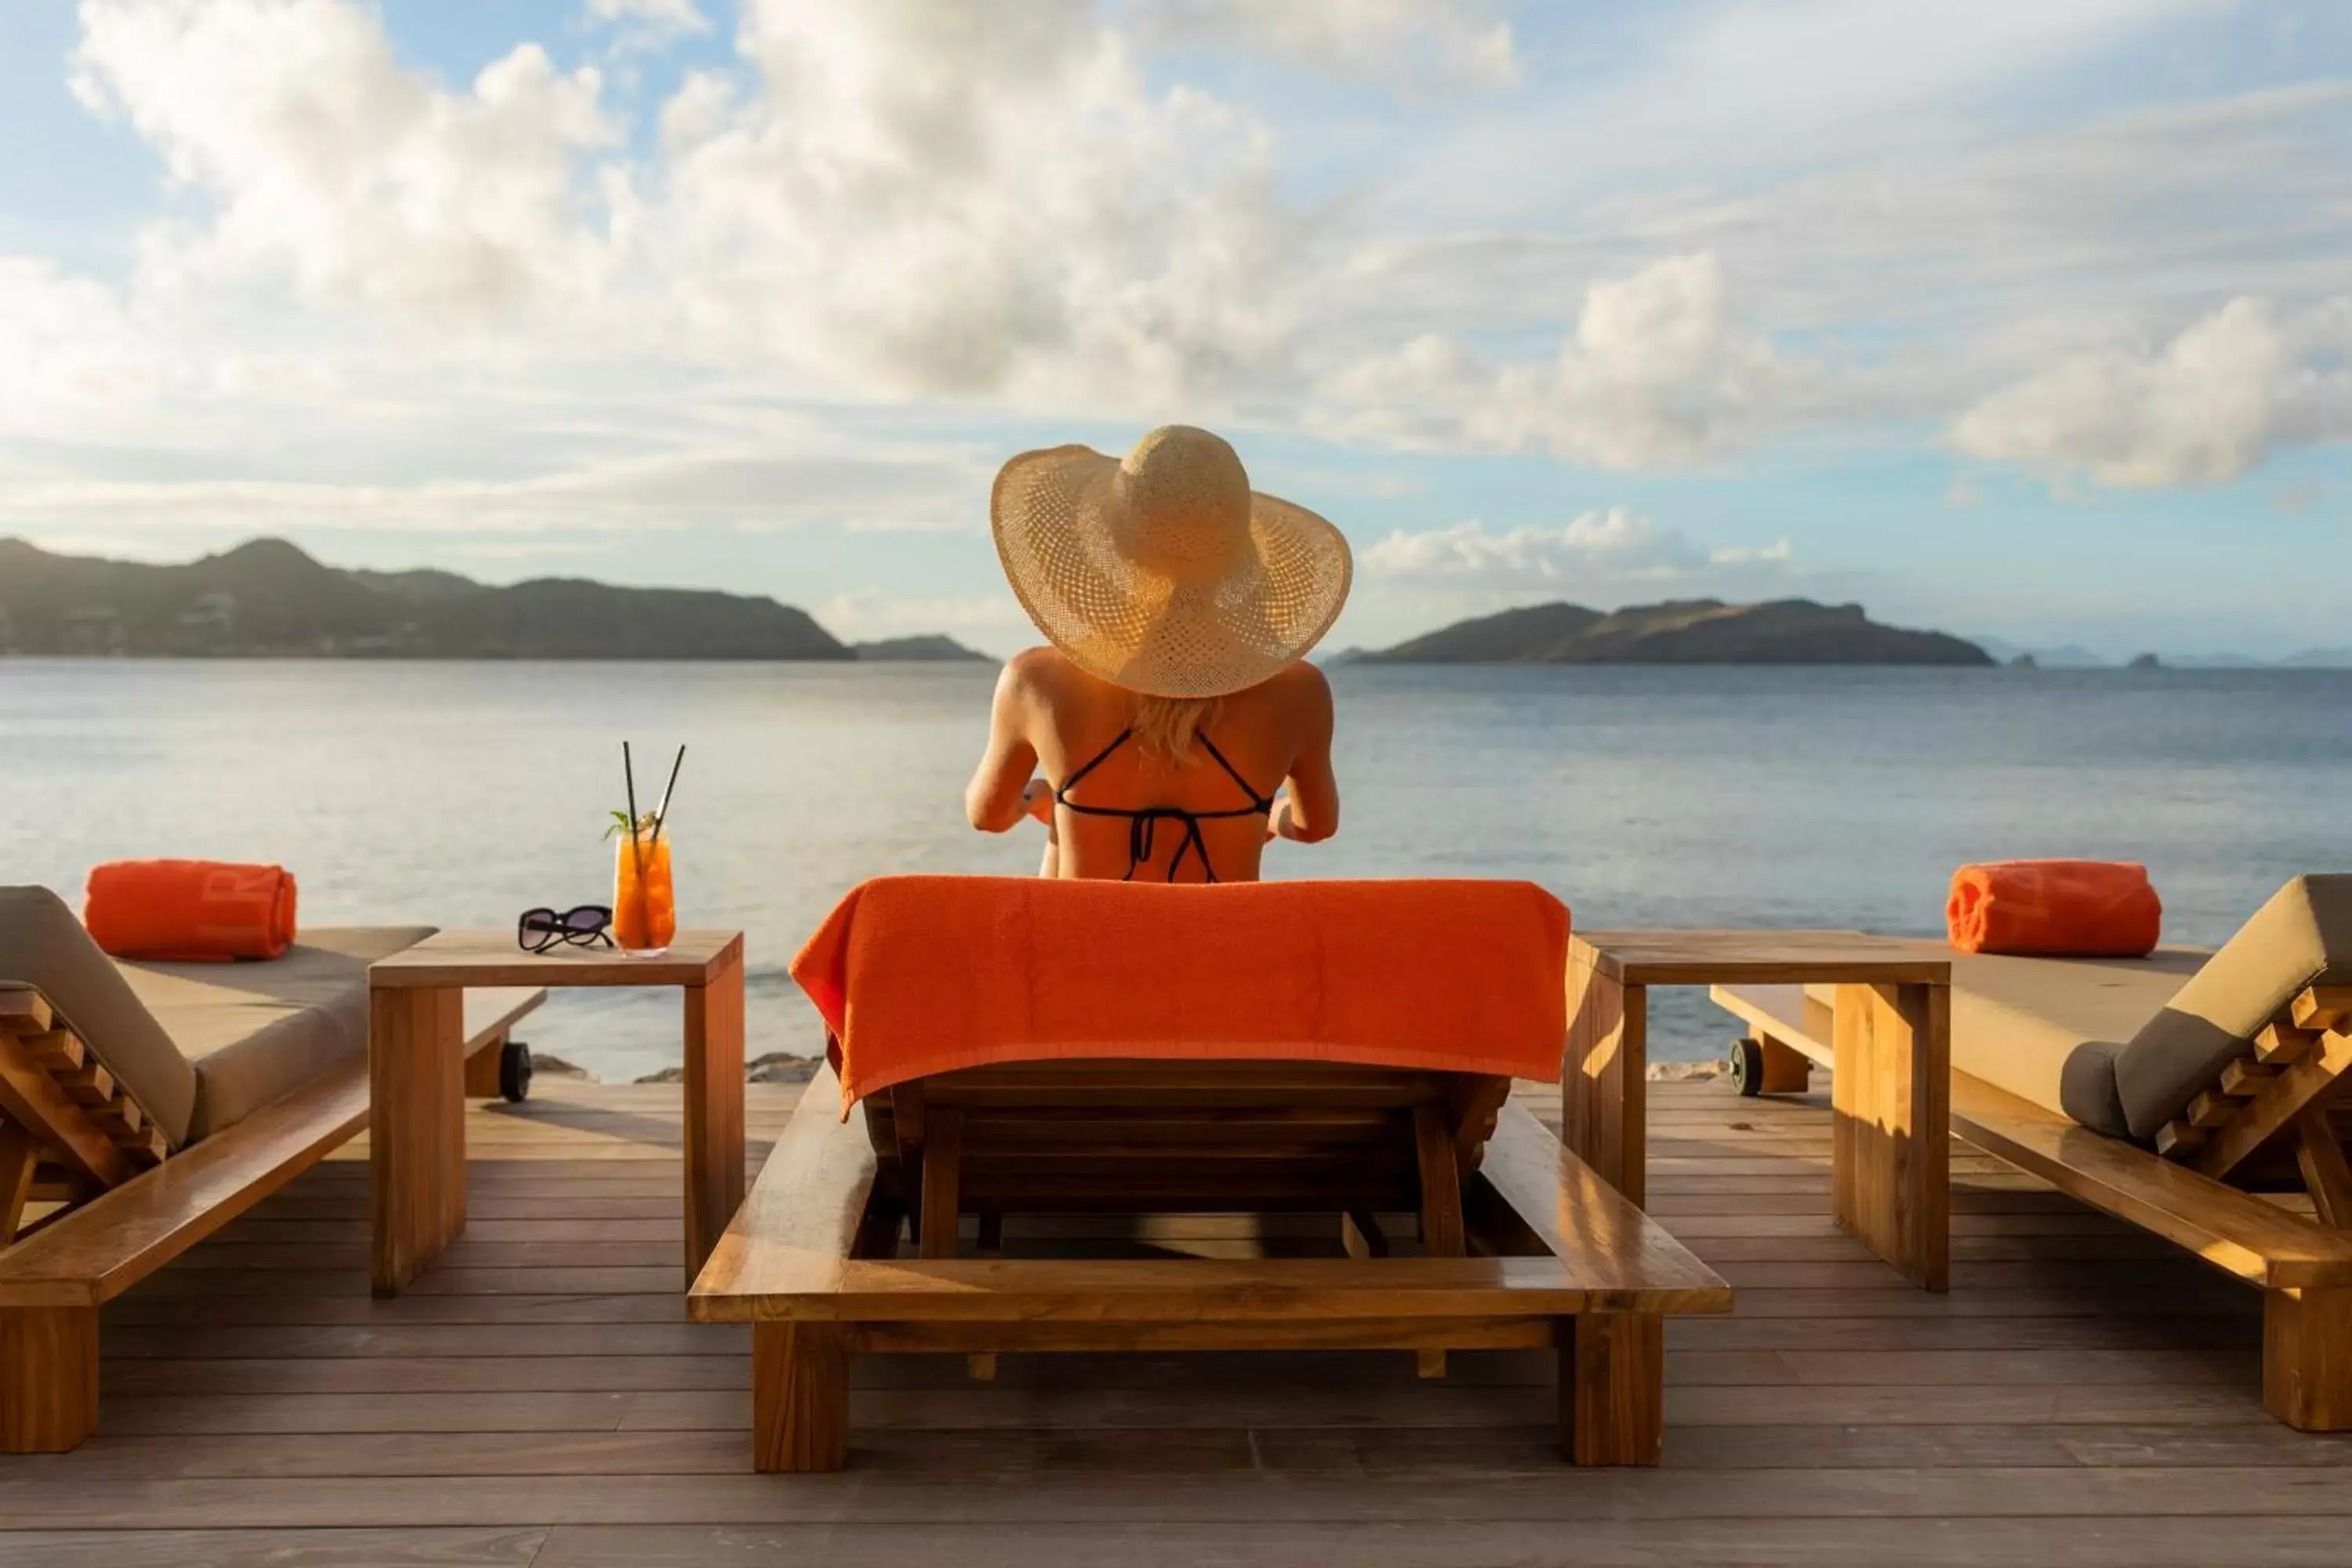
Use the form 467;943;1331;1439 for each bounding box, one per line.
22;1030;82;1073
56;1060;112;1107
0;1120;36;1243
0;1025;135;1192
2223;1059;2280;1096
0;983;545;1453
2258;1022;2318;1065
693;1063;1732;1472
2190;1018;2352;1183
2296;1114;2352;1228
2292;986;2352;1032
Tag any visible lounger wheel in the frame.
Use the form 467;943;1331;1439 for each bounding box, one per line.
499;1040;534;1103
1729;1036;1766;1098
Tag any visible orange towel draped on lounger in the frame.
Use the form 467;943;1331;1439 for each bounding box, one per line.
793;876;1572;1112
1946;860;2161;957
84;859;299;961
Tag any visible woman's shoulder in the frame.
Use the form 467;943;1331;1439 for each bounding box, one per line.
1000;646;1112;713
1001;645;1078;688
1258;659;1332;710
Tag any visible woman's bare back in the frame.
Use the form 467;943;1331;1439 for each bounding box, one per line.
964;648;1338;882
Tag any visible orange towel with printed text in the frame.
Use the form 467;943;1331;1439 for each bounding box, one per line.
85;860;299;961
1946;860;2160;957
793;876;1571;1112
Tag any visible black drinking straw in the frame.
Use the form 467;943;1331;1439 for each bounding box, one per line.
648;745;686;848
622;742;645;884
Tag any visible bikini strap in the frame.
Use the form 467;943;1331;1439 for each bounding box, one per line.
1195;731;1277;813
1054;728;1134;803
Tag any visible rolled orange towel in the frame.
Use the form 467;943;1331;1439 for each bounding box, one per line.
1946;860;2160;957
85;860;299;961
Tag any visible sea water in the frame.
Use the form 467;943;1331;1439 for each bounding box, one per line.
3;659;2347;1081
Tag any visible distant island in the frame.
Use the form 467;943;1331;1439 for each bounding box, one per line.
0;538;978;662
1361;599;1993;666
851;634;990;662
1973;633;2352;670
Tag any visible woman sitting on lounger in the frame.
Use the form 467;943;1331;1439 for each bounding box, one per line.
966;425;1352;883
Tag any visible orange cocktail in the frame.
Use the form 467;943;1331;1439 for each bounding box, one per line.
613;824;676;956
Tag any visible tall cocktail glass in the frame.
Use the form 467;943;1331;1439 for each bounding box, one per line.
613;822;675;957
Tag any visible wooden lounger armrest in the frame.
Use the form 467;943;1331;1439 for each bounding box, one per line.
0;1057;368;1308
690;1061;877;1319
1468;1102;1733;1313
1949;1069;2352;1290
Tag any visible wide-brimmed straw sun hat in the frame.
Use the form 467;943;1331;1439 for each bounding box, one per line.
991;425;1352;699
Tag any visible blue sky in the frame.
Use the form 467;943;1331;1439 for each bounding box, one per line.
2;0;2348;657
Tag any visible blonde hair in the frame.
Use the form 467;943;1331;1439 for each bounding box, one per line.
1131;695;1222;765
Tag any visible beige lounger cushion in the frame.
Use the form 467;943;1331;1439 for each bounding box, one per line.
121;926;434;1143
1944;952;2204;1137
0;885;202;1147
2110;874;2352;1140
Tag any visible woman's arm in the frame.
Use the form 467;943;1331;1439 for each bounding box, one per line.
965;656;1045;833
1272;665;1339;844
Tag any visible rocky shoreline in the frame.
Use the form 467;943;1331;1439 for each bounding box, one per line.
532;1053;1723;1086
527;1051;822;1086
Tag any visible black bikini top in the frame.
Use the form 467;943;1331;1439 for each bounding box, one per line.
1052;728;1275;883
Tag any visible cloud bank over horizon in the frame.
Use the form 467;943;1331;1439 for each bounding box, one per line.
1;0;2347;655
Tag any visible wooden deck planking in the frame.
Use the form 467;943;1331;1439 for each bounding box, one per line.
8;1076;2352;1566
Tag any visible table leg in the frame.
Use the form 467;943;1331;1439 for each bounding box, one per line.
1563;957;1647;1207
683;950;747;1285
370;985;466;1297
1831;982;1950;1292
1560;1312;1664;1466
754;1321;848;1472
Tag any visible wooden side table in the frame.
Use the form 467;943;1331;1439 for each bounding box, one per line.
367;930;746;1297
1566;931;1952;1291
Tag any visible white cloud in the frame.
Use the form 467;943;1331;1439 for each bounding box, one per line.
72;0;622;318
1141;0;1518;89
51;1;1306;415
1708;539;1795;567
652;0;1294;408
816;589;1027;646
1363;507;1793;591
1952;296;2352;488
0;444;989;537
0;256;173;430
1391;0;2220;225
1322;253;1803;466
585;0;710;50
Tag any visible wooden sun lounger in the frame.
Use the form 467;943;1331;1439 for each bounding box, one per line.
692;1058;1732;1472
1714;981;2352;1429
0;983;543;1452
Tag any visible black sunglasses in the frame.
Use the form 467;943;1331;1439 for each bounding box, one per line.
518;905;614;953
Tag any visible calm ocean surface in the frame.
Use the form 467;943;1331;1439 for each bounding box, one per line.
5;659;2348;1081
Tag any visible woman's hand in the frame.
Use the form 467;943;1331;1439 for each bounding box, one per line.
1023;779;1055;824
1267;789;1335;845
